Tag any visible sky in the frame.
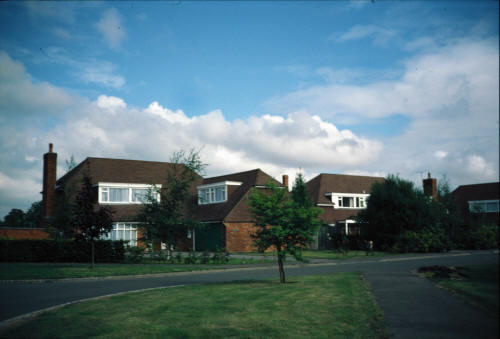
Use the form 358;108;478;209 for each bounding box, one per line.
0;1;498;218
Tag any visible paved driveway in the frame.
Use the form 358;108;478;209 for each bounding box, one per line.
1;250;498;338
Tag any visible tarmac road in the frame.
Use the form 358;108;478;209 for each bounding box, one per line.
1;250;498;338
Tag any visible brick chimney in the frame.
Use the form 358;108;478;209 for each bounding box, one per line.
423;172;437;200
282;174;289;190
42;143;57;223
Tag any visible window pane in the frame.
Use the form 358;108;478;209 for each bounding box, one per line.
338;197;342;207
215;187;225;202
356;197;360;208
101;189;108;202
132;189;148;202
486;202;499;213
110;188;128;202
470;202;486;213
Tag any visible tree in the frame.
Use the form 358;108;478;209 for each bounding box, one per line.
357;175;435;250
249;174;322;283
3;209;26;228
73;170;114;268
25;201;43;228
65;155;77;173
138;149;206;259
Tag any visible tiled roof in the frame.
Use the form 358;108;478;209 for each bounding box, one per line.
307;173;385;205
194;168;282;222
57;157;198;186
452;182;499;202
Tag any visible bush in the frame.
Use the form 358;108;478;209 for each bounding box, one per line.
453;225;499;250
392;226;450;253
126;246;146;263
0;239;125;263
184;250;198;264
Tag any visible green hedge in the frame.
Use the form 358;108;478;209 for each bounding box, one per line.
0;239;125;263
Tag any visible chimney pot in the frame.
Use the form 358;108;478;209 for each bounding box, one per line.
49;143;53;153
427;172;431;179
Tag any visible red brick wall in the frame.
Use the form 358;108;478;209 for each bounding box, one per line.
0;228;51;240
42;147;57;222
224;222;275;253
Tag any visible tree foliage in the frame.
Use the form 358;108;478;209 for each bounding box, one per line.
249;173;322;283
1;202;42;228
357;174;460;251
138;149;206;257
73;170;114;267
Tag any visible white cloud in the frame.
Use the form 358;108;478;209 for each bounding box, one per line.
95;8;127;49
51;27;72;40
77;62;126;88
38;47;126;89
331;25;396;46
434;151;448;159
0;51;75;117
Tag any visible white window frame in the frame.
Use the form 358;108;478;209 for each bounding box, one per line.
327;192;369;209
97;182;161;204
197;181;242;205
101;222;139;246
468;200;499;213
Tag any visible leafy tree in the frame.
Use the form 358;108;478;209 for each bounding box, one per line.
25;201;43;228
65;155;77;172
357;175;435;250
49;187;77;239
73;170;114;268
3;209;26;228
249;173;322;283
138;149;206;259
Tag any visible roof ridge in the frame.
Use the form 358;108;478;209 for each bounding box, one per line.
205;168;260;180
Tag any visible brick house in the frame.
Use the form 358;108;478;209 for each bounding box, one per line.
193;169;286;252
451;182;499;226
41;144;286;252
42;144;202;249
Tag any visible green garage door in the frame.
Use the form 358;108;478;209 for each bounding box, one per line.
195;223;225;251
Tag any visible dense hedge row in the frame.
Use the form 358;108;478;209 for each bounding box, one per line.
0;239;125;263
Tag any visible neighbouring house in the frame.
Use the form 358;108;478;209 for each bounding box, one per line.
42;144;202;249
452;182;499;226
193;169;287;252
306;173;385;249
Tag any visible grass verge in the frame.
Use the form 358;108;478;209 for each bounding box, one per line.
0;273;389;339
422;264;499;318
232;250;389;260
0;258;270;280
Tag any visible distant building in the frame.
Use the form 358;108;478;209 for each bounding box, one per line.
452;182;499;226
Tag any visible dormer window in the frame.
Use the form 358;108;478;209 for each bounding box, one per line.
327;192;369;209
198;181;242;205
98;183;161;204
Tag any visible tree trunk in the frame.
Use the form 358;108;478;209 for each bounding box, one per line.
277;246;285;283
91;239;95;269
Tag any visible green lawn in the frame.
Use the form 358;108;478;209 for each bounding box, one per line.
233;250;389;260
301;250;389;260
0;273;389;339
429;264;499;318
0;258;270;280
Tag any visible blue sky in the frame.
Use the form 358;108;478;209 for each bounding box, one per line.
0;1;498;218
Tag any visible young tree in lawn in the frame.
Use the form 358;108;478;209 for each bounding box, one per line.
249;174;322;283
138;149;205;259
73;170;114;268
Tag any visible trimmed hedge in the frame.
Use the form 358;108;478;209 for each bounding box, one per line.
0;239;125;263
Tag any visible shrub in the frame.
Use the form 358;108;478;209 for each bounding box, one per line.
126;246;146;263
0;239;125;263
392;226;450;253
453;225;499;250
184;250;198;264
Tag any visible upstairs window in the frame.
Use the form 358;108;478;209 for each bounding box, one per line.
199;186;226;204
332;193;368;209
98;183;160;204
197;181;241;205
469;200;499;213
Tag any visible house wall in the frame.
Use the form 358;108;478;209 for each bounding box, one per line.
0;228;51;240
224;222;259;252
